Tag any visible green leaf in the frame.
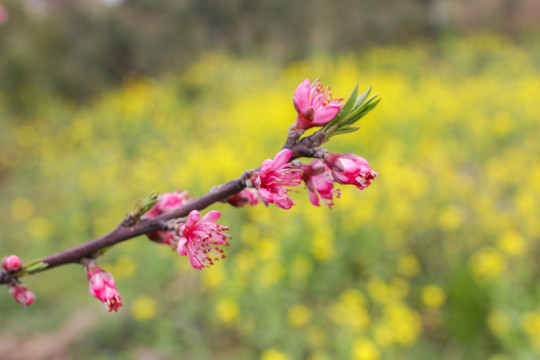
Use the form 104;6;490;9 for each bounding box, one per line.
24;258;45;268
341;97;380;127
323;83;358;131
24;261;49;274
352;86;372;110
137;191;159;217
329;126;361;137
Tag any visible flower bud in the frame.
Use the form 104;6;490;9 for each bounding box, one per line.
9;283;35;306
143;191;191;247
226;188;259;207
301;159;340;208
85;261;122;312
325;153;377;190
2;255;22;272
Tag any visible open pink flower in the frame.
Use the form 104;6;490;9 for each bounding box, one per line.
86;264;122;312
9;283;35;306
177;210;231;270
227;188;259;207
250;149;302;210
301;159;341;208
292;78;343;130
143;191;191;245
2;255;22;272
324;153;377;190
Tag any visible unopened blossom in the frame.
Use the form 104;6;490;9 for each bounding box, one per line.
143;191;191;245
292;78;343;130
2;255;22;272
177;210;231;270
9;283;35;306
301;159;341;208
226;188;259;207
143;190;190;219
86;263;122;312
324;153;377;190
250;149;302;210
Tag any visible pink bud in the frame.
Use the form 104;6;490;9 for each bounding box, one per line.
301;159;341;208
2;255;22;272
86;263;122;312
227;188;259;207
325;153;377;190
143;190;191;246
143;190;191;219
9;283;35;306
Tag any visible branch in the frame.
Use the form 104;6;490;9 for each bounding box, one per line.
1;177;245;284
1;78;380;310
0;125;333;285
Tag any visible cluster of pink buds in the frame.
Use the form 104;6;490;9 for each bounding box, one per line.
2;255;35;306
84;259;122;312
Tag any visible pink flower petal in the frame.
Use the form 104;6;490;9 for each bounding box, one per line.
312;105;341;125
200;210;221;223
177;237;188;256
308;190;320;206
272;149;293;168
292;79;311;111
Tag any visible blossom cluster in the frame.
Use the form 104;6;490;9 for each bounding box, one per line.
248;149;377;209
136;79;377;282
1;78;377;311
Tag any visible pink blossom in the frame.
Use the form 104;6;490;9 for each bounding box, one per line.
9;283;35;306
324;153;377;190
292;78;343;130
227;188;259;207
143;191;191;245
177;210;231;270
250;149;302;210
86;265;122;312
2;255;22;272
301;159;341;208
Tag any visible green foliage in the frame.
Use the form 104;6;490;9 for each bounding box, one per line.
323;85;380;139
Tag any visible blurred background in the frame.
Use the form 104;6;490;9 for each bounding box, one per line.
1;0;540;359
